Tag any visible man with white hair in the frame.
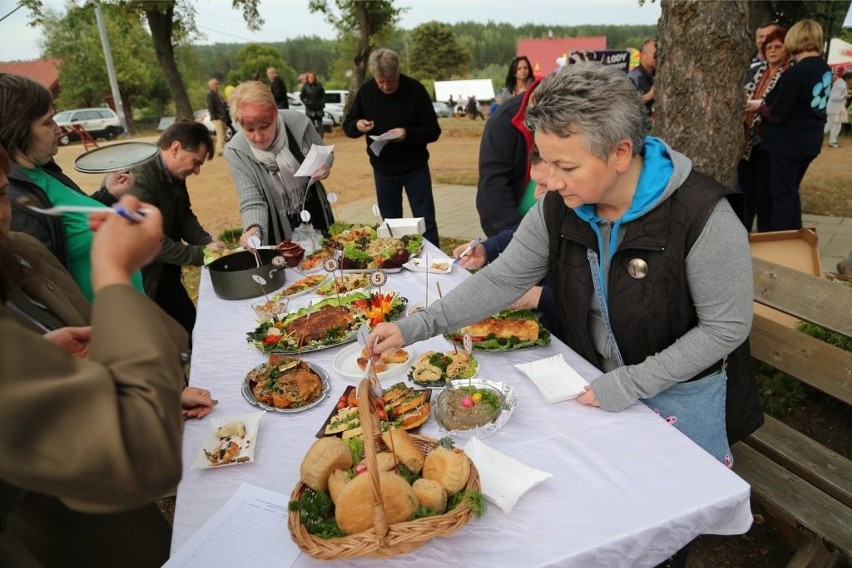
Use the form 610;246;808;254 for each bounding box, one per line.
343;48;442;245
266;67;289;110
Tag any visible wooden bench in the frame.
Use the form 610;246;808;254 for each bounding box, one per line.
731;258;852;567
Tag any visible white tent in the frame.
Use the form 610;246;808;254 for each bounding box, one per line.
433;80;496;104
827;37;852;66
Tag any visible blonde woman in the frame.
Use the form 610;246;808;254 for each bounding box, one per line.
754;19;831;231
224;81;334;247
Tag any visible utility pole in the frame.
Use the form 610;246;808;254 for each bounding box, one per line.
94;2;129;136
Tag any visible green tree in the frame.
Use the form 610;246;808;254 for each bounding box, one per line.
21;0;264;120
308;0;404;114
409;21;469;81
40;4;168;129
227;44;295;88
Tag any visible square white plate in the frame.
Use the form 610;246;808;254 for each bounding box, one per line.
191;411;264;470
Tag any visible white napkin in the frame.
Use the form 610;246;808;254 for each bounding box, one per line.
463;437;552;514
514;354;589;403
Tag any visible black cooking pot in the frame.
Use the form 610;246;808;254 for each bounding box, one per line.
207;249;287;300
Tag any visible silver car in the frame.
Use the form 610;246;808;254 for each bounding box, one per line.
433;101;453;118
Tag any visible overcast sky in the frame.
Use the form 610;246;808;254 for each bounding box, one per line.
0;0;661;62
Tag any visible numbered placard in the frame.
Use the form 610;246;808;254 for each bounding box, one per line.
463;333;473;354
271;255;285;267
251;274;267;286
323;258;339;272
300;210;312;223
369;270;387;287
326;192;338;204
247;235;262;249
371;203;381;217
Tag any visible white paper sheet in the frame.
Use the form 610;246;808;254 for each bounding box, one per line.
368;130;403;156
164;483;299;568
294;144;334;178
514;354;590;403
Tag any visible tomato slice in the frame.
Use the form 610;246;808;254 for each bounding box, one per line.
263;335;280;344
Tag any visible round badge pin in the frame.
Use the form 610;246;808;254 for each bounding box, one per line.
627;258;648;279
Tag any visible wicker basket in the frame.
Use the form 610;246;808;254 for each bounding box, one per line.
288;378;481;559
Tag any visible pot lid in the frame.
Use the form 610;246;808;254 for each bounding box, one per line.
74;142;159;174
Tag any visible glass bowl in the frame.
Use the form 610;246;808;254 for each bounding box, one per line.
251;298;289;321
433;378;517;440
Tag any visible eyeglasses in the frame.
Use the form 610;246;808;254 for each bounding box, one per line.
765;44;784;51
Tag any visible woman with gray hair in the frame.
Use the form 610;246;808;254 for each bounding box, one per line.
224;80;334;247
370;63;762;466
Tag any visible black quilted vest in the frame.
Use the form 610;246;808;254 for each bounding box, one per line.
542;170;763;443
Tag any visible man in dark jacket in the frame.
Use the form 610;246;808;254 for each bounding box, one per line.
343;48;442;245
205;78;231;156
267;67;289;109
130;122;225;333
476;83;538;236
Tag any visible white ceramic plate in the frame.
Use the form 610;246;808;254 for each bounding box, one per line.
191;411;264;470
280;274;329;298
403;258;453;274
332;343;414;381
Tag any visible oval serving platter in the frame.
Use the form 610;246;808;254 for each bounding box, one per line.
241;361;331;413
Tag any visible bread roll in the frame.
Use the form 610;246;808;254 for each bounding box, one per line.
300;437;353;492
381;429;425;473
423;446;470;495
412;478;447;514
361;451;397;472
328;468;351;504
335;471;418;535
216;421;246;439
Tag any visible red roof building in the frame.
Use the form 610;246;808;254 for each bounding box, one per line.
0;58;62;98
517;37;608;76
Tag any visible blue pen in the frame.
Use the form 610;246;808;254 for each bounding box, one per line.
452;238;482;264
114;206;147;223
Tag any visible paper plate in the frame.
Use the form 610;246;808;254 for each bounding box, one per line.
191;411;264;470
74;142;159;173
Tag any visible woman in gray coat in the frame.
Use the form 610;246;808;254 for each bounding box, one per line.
225;81;334;247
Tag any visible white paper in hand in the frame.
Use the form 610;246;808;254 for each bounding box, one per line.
368;130;402;156
514;354;589;403
463;437;552;513
294;144;334;178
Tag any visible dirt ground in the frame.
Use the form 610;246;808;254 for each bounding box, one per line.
54;123;851;568
53;125;484;238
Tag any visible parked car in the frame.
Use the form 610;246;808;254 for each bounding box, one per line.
287;93;335;131
194;109;234;141
54;107;124;145
433;101;453;118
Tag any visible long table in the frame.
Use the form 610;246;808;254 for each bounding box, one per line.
171;243;752;567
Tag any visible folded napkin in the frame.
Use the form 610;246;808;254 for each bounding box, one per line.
464;437;552;513
514;354;589;403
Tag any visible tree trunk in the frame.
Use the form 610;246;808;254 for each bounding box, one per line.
347;0;372;117
145;3;193;120
654;0;751;189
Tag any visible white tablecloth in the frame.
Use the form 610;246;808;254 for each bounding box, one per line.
171;243;752;568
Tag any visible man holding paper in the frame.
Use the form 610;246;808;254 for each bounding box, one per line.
224;81;335;247
343;48;441;245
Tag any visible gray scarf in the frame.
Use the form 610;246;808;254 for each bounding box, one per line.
248;113;307;214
